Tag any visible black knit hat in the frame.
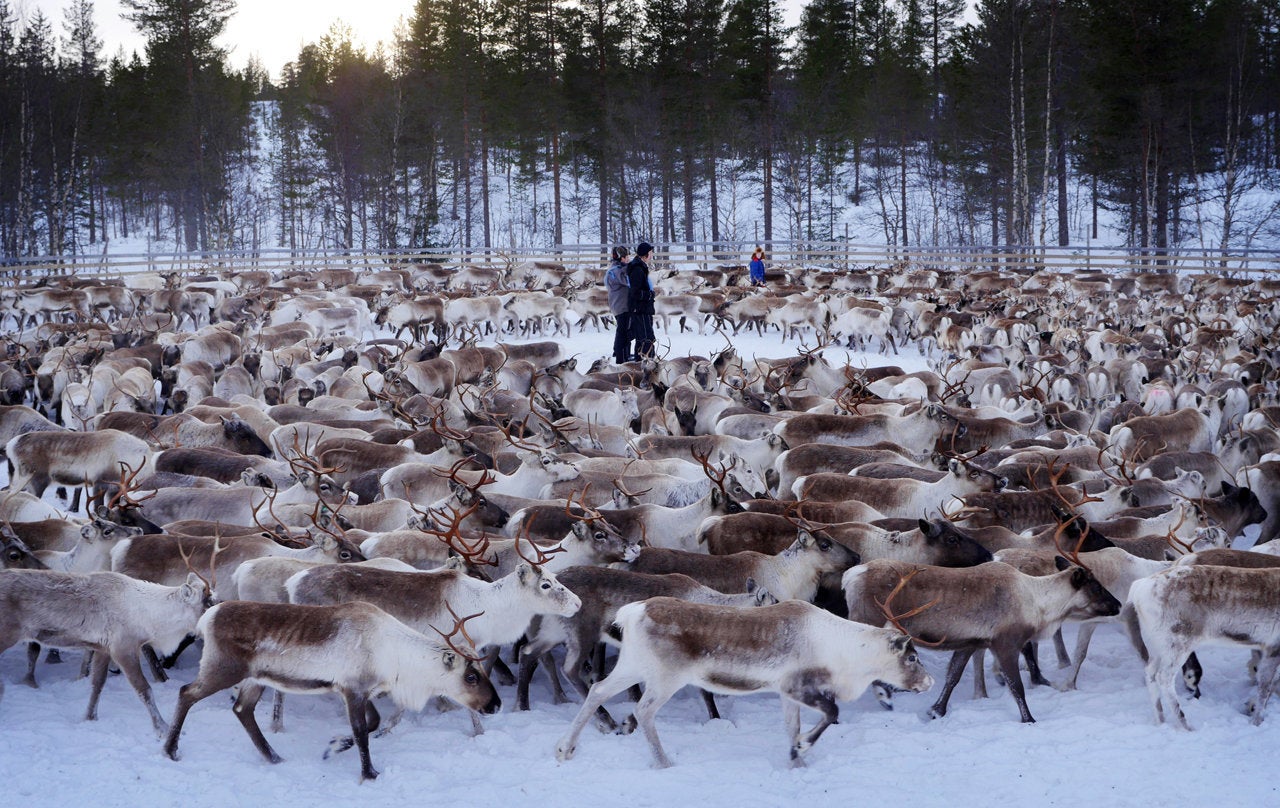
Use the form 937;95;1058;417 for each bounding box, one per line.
636;241;654;257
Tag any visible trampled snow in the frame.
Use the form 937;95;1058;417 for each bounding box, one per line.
1;321;1275;807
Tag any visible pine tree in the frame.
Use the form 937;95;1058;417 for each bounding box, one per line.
722;0;787;243
121;0;242;251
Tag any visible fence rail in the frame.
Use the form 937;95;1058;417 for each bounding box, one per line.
3;242;1280;281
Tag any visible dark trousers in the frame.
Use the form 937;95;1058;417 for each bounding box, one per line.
612;312;633;363
631;313;656;358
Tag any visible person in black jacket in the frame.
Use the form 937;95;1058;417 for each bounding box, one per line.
625;241;657;360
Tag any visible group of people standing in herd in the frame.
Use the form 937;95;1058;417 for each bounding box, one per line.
606;244;767;364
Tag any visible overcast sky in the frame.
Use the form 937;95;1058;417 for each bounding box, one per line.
19;0;810;79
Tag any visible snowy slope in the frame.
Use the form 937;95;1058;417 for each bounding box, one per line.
1;325;1275;807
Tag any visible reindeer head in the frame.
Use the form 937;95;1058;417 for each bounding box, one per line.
515;563;581;617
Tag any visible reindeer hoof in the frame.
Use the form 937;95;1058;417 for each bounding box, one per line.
325;736;355;759
555;741;576;763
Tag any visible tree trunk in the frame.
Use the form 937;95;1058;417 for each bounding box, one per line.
683;147;694;244
551;131;562;246
481;124;491;250
900;134;909;247
709;154;719;246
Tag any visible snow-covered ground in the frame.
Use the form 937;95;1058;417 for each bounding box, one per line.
2;324;1276;807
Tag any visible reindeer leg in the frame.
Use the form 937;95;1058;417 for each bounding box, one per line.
543;651;570;704
230;682;282;764
327;704;395;757
486;649;516;687
929;649;975;719
116;647;168;737
1247;650;1280;725
993;642;1036;723
143;644;169;683
1062;623;1099;691
555;666;645;763
790;691;839;765
165;665;246;761
271;689;286;733
971;649;989;699
1022;641;1052;687
23;642;40;688
516;647;540;711
85;649;111;722
1053;628;1072;669
160;634;197;671
701;690;721;721
632;682;679;769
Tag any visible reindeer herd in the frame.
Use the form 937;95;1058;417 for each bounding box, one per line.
0;258;1278;781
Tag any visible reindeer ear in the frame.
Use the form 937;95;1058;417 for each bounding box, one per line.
745;577;757;593
795;529;814;547
441;650;458;671
1053;555;1072;572
918;518;937;538
296;469;313;485
180;572;204;601
517;563;534;584
316;534;337;552
890;634;911;653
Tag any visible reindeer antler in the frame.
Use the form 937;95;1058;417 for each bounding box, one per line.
430;456;497;489
287;432;347;478
612;460;653;501
565;484;606;524
107;459;157;513
874;568;946;647
514;521;566;568
177;533;222;599
1050;514;1093;571
430;603;485;662
1045;457;1104;511
416;498;496;567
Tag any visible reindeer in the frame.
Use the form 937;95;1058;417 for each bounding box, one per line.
843;558;1121;722
0;569;211;737
554;597;933;768
515;567;777;714
111;522;365;602
5;429;153;513
162;602;500;781
627;529;859;603
795;456;1007;518
1128;565;1280;729
775;405;966;455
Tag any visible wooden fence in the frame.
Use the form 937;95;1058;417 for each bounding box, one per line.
3;242;1280;281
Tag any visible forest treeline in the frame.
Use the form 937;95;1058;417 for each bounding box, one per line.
2;0;1279;258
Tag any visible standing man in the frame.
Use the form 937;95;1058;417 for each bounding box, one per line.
606;245;632;364
625;241;657;360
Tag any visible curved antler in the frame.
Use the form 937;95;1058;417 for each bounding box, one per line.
430;602;485;662
874;568;946;647
107;459;157;513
